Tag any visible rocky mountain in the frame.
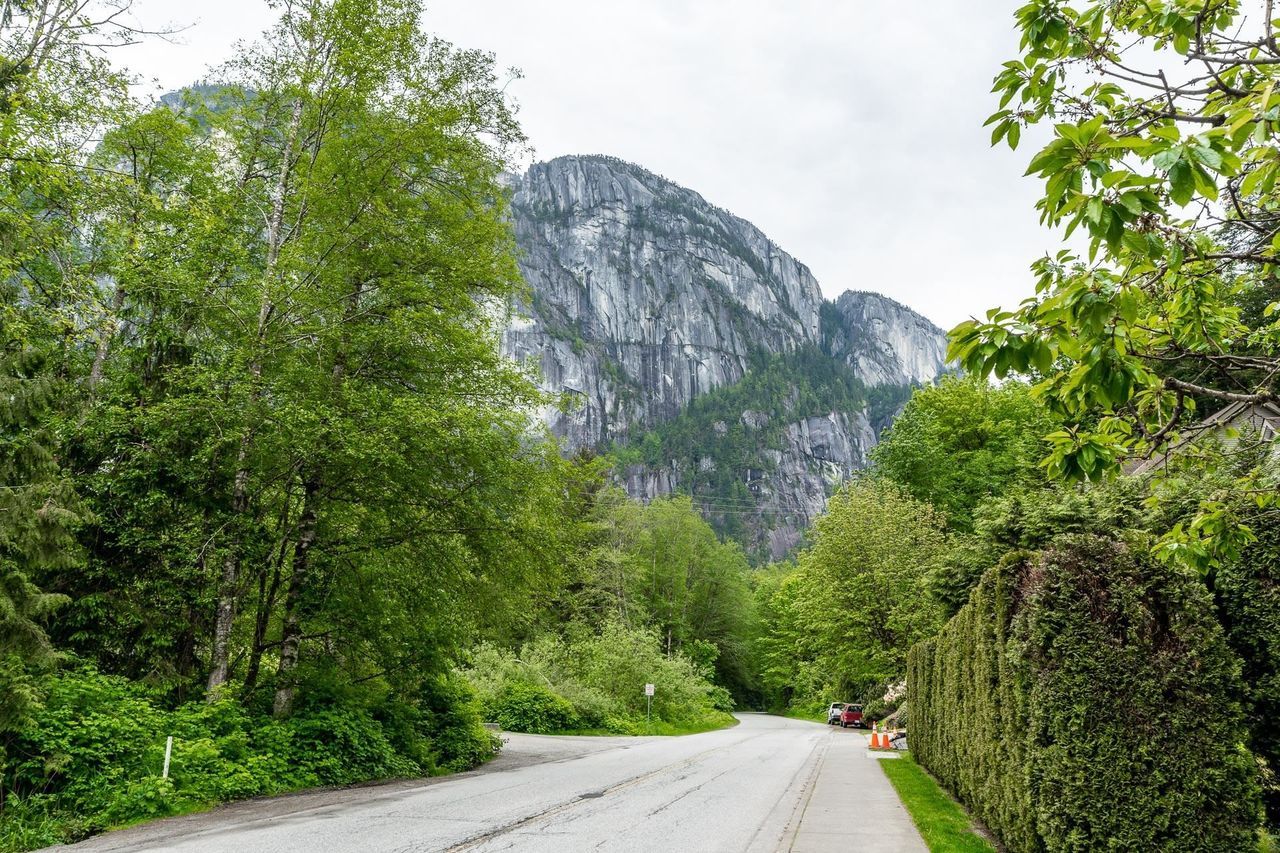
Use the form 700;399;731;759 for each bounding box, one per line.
502;155;948;558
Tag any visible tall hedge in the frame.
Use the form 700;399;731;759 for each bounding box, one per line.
908;535;1260;852
1216;522;1280;827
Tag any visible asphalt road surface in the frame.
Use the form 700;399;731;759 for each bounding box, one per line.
48;714;926;853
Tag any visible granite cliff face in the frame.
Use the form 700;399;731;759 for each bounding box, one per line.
502;155;948;558
823;291;951;389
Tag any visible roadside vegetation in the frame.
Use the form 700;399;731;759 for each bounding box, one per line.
460;489;753;736
462;624;734;736
752;478;946;710
757;372;1278;848
0;666;496;850
879;754;996;853
917;1;1280;848
756;0;1280;845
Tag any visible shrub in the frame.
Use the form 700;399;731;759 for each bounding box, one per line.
414;672;500;773
0;663;499;850
861;695;901;723
490;683;577;734
908;535;1261;853
286;708;419;786
463;622;734;734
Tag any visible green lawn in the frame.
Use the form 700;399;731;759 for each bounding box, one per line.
879;753;996;853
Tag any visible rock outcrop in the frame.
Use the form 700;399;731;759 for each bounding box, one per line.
823;291;950;388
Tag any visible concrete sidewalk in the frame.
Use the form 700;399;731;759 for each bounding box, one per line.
783;728;927;853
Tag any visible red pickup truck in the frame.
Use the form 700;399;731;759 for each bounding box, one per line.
839;704;864;728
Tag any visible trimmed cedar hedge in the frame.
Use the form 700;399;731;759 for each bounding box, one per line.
1216;522;1280;828
908;534;1260;852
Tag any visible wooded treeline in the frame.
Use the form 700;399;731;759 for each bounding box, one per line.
5;0;552;707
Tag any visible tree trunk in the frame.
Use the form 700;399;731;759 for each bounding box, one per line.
207;97;304;697
207;442;253;693
88;283;125;391
272;477;320;717
270;270;362;715
243;545;285;694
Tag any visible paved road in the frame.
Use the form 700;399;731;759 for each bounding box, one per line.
49;714;925;853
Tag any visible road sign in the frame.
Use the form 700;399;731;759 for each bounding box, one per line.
644;683;655;696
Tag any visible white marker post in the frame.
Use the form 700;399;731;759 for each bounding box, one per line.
162;736;173;779
644;683;655;729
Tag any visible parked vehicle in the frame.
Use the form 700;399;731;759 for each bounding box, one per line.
826;703;846;725
839;704;864;728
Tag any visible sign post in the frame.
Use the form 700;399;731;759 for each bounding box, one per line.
644;683;655;729
162;736;173;779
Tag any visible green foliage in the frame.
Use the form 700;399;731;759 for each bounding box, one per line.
536;490;758;705
0;1;572;844
871;376;1057;531
490;683;579;734
0;0;569;718
0;348;78;732
1217;521;1280;827
860;693;901;724
951;0;1280;565
930;476;1148;616
909;535;1261;852
752;479;946;711
0;664;497;849
464;622;734;735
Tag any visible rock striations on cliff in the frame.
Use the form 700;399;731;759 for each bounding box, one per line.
502;154;948;558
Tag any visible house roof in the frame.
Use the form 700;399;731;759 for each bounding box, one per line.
1126;399;1280;476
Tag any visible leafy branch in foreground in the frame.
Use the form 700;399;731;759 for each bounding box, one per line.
952;0;1280;569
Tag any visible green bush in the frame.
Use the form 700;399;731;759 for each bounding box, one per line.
0;664;499;851
413;672;501;773
490;683;578;734
908;535;1261;853
463;622;734;734
861;694;902;723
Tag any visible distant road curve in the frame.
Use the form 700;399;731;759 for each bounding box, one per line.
47;713;924;853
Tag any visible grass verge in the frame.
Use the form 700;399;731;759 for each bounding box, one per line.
879;753;996;853
552;714;740;737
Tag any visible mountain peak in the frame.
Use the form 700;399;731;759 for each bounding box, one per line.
823;290;949;387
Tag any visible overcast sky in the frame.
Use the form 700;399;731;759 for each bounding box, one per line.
122;0;1062;330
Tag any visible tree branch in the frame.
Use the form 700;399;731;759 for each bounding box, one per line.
1164;377;1278;403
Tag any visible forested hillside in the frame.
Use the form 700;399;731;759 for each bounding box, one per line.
610;346;911;549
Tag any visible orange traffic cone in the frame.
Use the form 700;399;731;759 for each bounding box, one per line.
870;727;883;749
